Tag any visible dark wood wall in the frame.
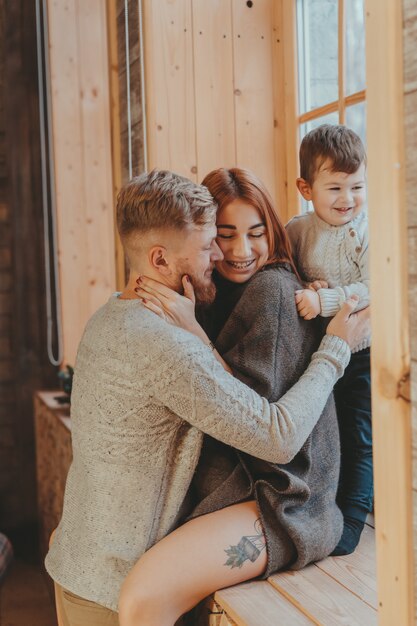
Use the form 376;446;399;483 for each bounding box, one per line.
116;0;145;183
0;0;57;537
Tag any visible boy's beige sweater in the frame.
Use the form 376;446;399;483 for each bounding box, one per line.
286;211;369;352
45;294;349;611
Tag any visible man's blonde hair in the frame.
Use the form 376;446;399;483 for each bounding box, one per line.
116;170;217;243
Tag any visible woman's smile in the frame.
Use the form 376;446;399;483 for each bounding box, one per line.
225;259;256;271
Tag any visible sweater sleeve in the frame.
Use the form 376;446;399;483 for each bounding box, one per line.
147;327;350;464
317;233;370;317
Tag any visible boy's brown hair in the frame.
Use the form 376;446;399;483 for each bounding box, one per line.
299;124;366;185
116;169;217;243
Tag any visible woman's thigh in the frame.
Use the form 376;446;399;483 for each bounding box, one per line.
121;500;267;613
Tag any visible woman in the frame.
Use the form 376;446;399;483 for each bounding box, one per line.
119;168;362;626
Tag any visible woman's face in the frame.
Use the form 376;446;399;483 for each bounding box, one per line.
215;199;270;283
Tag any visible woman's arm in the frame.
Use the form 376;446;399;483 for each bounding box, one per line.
135;275;232;374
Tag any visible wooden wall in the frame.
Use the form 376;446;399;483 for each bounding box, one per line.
142;0;286;216
367;0;416;623
403;0;417;620
46;0;116;365
0;0;57;532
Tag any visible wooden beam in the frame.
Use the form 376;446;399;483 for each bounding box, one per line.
47;0;116;364
365;1;414;624
272;0;289;222
231;0;276;198
192;0;235;180
106;0;126;290
298;90;366;125
280;0;300;220
142;0;197;179
338;0;345;124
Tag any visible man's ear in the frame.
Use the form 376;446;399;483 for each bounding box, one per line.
296;178;313;201
148;245;172;276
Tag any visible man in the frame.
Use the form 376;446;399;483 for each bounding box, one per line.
46;170;369;625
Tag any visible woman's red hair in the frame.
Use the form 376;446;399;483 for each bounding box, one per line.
201;167;299;279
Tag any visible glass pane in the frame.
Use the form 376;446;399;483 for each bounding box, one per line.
299;113;340;213
296;0;339;114
345;0;366;95
345;101;367;146
300;112;340;141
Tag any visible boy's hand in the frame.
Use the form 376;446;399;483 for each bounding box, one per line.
306;280;328;291
295;289;321;320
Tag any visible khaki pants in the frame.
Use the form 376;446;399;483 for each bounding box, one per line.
55;582;120;626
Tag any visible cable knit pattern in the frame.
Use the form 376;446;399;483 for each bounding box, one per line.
45;295;350;611
286;210;370;352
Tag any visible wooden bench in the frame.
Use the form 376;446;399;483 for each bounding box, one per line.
201;515;376;625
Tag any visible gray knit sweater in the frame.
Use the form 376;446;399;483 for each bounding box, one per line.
286;211;370;352
45;294;349;611
191;265;344;574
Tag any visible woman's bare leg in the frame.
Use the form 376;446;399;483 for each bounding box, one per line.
119;500;266;626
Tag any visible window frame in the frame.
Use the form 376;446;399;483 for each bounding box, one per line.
282;0;367;219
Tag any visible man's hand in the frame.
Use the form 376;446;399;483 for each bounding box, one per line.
326;296;371;350
306;280;328;291
295;289;321;320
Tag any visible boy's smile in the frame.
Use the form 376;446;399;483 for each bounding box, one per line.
297;160;367;226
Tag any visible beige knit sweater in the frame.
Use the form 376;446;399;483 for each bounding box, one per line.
45;294;350;611
286;210;370;352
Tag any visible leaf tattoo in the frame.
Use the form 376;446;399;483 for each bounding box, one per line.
224;518;266;569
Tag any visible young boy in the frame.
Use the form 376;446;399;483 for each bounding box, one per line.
286;124;371;556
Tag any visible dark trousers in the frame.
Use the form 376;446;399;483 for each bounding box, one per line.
334;348;373;523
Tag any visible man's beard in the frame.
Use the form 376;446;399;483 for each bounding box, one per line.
175;261;216;306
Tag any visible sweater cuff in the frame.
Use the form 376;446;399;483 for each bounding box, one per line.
314;334;351;376
318;288;344;317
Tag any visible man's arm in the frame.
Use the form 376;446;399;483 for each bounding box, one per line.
144;300;366;465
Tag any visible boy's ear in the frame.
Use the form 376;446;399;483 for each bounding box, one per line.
148;245;172;276
296;178;313;201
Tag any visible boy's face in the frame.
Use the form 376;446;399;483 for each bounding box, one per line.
297;160;366;226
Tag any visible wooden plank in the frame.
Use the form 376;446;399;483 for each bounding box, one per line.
116;0;145;181
316;525;377;609
338;0;345;124
365;1;415;624
106;0;126;290
34;394;72;567
403;0;417;508
47;0;89;366
280;0;300;219
47;0;116;364
269;564;377;626
192;0;236;181
298;91;366;125
76;0;116;310
404;94;417;230
410;265;417;365
231;0;276;198
143;0;197;180
1;0;59;530
272;0;289;222
215;580;312;626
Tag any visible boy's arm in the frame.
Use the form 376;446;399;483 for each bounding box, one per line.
317;241;369;317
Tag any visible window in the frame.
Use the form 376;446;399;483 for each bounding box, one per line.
295;0;366;210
